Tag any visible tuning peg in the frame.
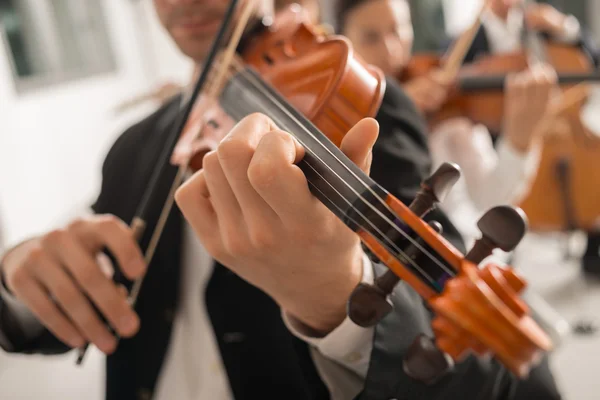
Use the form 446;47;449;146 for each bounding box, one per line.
410;163;461;217
466;206;528;265
403;334;454;385
348;221;443;327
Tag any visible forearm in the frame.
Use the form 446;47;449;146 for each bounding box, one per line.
463;137;539;211
283;253;375;379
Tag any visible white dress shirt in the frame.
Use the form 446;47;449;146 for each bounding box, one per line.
429;120;540;248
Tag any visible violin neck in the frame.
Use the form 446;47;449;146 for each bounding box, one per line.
459;73;600;92
218;67;454;293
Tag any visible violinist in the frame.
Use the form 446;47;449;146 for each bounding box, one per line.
460;0;600;277
336;0;557;247
0;1;559;400
463;0;593;65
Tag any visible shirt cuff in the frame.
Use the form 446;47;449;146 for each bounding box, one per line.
282;252;375;378
496;137;540;178
556;15;581;43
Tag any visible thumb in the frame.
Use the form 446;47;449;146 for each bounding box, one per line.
340;118;380;174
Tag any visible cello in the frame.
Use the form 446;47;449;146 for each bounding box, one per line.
513;1;600;233
74;1;551;383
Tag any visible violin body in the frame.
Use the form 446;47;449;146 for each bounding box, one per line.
399;52;525;132
242;6;386;146
510;43;600;232
518;85;600;232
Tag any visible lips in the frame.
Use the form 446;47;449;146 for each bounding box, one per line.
176;17;222;35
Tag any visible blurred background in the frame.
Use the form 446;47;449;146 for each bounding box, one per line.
0;0;599;399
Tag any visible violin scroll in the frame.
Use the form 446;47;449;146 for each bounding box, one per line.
347;164;552;381
402;206;548;383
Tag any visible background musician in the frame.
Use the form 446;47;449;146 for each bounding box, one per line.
0;1;563;400
335;0;558;248
464;0;594;64
460;0;600;277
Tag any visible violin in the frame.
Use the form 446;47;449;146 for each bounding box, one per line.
401;50;600;134
76;1;551;381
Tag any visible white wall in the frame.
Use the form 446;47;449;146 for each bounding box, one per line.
0;1;192;399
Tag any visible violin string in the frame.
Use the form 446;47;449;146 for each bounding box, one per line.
221;104;444;288
185;62;438;280
177;59;447;286
301;155;443;288
222;84;442;286
228;60;456;278
226;60;456;278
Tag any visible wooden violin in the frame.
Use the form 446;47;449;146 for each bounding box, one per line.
400;50;600;133
76;0;552;381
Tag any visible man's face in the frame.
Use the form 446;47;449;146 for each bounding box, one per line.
153;0;233;63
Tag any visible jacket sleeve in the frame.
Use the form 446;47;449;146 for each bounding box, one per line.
0;275;69;354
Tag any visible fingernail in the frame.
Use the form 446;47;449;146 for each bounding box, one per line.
100;337;117;354
130;258;146;277
120;315;139;334
71;336;85;348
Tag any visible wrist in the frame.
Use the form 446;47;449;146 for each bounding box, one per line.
505;137;531;154
1;239;38;295
284;247;364;335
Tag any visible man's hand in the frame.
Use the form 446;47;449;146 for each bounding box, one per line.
404;70;452;114
525;4;573;38
175;114;379;335
503;63;558;153
1;216;146;353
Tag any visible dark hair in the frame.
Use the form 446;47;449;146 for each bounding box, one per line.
335;0;406;33
335;0;372;33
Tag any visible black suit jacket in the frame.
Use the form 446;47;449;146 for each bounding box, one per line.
463;24;599;66
0;79;560;400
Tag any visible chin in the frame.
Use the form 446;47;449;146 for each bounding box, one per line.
171;34;212;63
179;42;211;64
